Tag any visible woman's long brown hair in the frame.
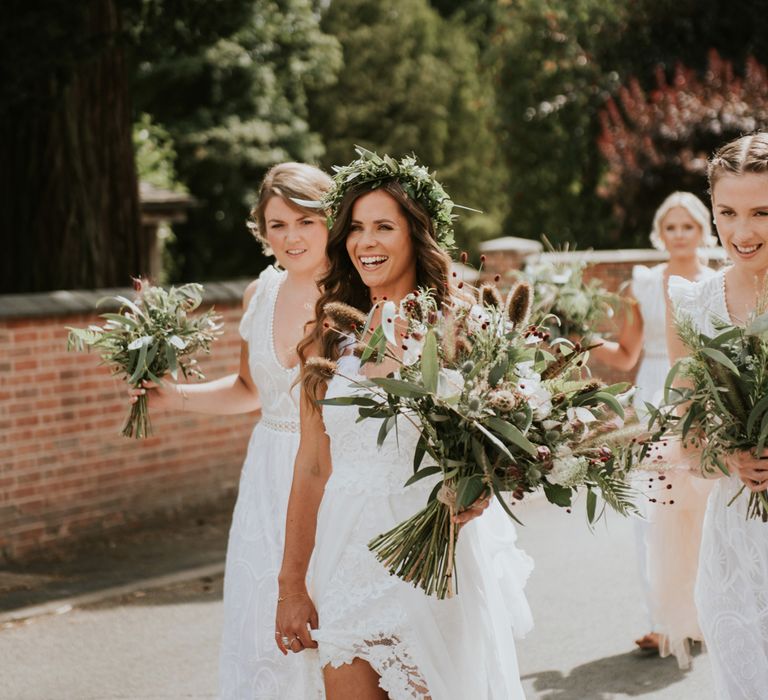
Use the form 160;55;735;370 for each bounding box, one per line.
298;179;453;403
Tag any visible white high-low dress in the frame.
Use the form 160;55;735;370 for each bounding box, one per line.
219;265;322;700
309;353;533;700
670;270;768;698
633;264;713;668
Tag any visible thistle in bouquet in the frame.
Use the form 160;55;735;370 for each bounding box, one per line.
319;281;642;599
649;307;768;522
524;239;625;339
67;279;222;439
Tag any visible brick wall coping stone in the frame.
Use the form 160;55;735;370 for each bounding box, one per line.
479;236;544;253
531;247;728;265
0;279;252;320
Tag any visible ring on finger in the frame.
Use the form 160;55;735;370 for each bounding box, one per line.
280;635;291;646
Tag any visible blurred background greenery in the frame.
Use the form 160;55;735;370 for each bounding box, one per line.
2;0;767;293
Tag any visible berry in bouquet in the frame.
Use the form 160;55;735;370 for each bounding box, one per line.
524;238;625;339
318;281;643;599
649;307;768;522
67;279;222;438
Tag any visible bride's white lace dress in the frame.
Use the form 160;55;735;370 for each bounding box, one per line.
219;265;322;700
670;271;768;699
309;353;533;699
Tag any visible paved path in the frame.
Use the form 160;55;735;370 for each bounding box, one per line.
0;498;715;699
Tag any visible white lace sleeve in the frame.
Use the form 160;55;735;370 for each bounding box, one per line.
238;265;280;341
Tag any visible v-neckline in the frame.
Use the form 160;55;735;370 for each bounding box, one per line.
268;273;300;373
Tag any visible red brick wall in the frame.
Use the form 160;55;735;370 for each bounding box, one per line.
0;294;254;563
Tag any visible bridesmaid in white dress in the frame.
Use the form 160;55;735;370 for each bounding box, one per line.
276;163;533;699
590;192;716;666
130;163;330;699
667;132;768;698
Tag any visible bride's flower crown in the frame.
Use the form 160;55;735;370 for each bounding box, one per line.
320;146;467;251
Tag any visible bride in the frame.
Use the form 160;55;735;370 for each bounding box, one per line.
667;132;768;698
274;152;533;700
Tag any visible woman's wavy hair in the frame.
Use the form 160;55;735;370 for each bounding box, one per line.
298;179;453;403
708;132;768;190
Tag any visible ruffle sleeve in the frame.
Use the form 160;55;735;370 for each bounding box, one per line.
630;264;655;299
238;265;281;341
667;274;699;326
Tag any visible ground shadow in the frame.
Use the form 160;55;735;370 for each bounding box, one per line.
522;646;704;700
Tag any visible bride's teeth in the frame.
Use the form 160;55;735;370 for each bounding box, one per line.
360;256;389;265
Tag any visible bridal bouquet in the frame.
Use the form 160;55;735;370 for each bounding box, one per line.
67;280;222;438
524;247;623;338
319;283;642;598
649;311;768;522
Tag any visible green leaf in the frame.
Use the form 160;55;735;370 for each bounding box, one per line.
491;480;524;525
586;488;597;523
474;422;515;461
100;313;138;329
455;474;486;509
600;382;631;396
421;330;439;394
377;415;395;448
471;437;491;473
404;465;442;487
591;391;625;419
708;326;742;346
370;377;430;398
747;394;768;439
413;435;427;473
128;340;149;385
318;396;381;407
663;361;683;403
360;326;384;365
543;481;573;507
488;360;508;387
700;347;741;376
165;343;178;381
485;415;537;456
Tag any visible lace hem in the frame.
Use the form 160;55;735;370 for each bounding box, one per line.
321;633;430;700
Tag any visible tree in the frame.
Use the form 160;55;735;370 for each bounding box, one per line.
489;0;629;249
309;0;507;254
598;51;768;245
133;0;342;281
0;0;252;293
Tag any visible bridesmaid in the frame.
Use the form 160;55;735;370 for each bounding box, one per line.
130;162;330;699
590;192;717;666
667;132;768;698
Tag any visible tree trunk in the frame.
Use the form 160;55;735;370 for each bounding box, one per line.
0;0;144;294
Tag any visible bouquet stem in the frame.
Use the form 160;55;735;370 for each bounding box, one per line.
122;393;152;439
368;498;459;599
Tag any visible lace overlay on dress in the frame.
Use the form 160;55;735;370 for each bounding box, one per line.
670;269;768;698
220;265;323;700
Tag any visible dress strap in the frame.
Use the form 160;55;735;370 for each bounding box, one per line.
239;265;283;341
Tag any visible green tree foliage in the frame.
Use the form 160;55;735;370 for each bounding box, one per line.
490;0;628;248
310;0;506;253
133;1;342;281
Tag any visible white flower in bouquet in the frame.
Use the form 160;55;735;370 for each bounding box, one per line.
550;446;590;487
561;290;591;320
437;368;464;401
515;360;553;419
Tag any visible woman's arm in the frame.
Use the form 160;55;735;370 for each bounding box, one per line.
589;296;644;371
275;386;333;654
129;280;261;416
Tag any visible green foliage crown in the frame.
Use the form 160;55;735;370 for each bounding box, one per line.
323;146;458;250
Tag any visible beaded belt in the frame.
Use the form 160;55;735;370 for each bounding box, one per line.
259;415;300;434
